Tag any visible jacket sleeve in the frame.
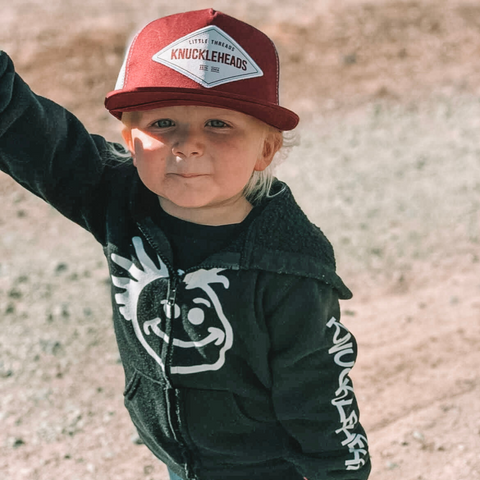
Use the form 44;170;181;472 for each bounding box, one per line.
0;50;123;244
265;276;371;480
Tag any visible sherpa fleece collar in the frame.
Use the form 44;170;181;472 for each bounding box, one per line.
129;174;352;300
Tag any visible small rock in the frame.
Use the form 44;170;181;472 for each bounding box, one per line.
0;366;13;378
412;430;425;443
144;465;154;474
40;339;63;356
55;262;69;274
10;437;25;448
386;461;399;470
55;303;70;318
8;287;22;299
131;432;144;445
343;52;357;65
5;303;15;315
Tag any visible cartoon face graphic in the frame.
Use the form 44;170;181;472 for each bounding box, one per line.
111;237;233;375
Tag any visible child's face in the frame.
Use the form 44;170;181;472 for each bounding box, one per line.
122;106;279;224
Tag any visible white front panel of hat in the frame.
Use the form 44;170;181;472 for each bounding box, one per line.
152;26;264;88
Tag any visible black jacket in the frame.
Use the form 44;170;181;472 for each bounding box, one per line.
0;51;371;480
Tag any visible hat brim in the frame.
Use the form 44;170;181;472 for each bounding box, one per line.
105;87;299;131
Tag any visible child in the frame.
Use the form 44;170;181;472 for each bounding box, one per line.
0;8;371;480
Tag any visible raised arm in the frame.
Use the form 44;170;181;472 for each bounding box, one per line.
0;51;126;243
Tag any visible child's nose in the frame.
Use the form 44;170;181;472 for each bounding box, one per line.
171;128;204;158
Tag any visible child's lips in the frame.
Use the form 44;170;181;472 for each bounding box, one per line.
171;173;207;178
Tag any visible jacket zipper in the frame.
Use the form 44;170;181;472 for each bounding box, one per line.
164;272;179;380
137;226;197;475
164;270;199;479
137;224;227;479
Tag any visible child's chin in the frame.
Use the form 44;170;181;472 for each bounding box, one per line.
161;196;214;211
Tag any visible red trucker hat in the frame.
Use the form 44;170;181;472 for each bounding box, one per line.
105;9;299;130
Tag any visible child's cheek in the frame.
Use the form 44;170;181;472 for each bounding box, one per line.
133;133;154;152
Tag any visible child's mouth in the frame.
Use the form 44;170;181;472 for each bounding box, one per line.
173;173;206;178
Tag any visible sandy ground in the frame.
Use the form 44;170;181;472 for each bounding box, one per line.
0;0;479;479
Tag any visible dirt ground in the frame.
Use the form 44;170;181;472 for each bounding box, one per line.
1;0;479;479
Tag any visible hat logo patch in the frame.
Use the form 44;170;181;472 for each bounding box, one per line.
152;26;263;88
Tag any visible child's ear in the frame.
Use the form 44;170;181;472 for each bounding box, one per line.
254;130;283;172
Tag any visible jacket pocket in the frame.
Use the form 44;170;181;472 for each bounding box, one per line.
180;388;287;465
123;370;182;465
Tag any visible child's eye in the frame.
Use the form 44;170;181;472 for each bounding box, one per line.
206;119;229;128
153;119;175;128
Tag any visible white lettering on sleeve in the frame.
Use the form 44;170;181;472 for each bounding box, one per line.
326;316;369;471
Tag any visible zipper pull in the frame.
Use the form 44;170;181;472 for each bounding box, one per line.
165;287;177;320
177;269;186;278
165;273;182;320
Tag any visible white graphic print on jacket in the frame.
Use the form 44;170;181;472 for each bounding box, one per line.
111;237;233;375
